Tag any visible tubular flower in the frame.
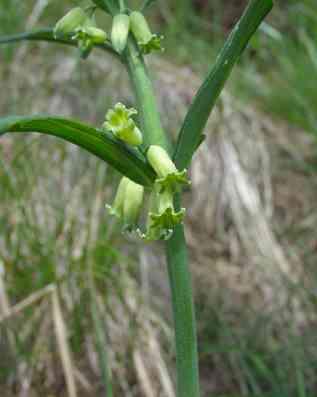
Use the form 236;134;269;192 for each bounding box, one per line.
103;103;143;146
54;7;88;38
111;14;130;54
147;145;190;193
129;11;163;54
106;177;144;231
139;189;185;241
54;8;107;59
73;25;107;58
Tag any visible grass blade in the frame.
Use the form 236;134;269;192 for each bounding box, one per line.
0;115;156;186
173;0;273;170
90;292;113;397
141;0;157;11
52;287;78;397
0;28;117;56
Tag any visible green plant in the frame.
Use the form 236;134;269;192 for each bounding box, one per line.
0;0;273;395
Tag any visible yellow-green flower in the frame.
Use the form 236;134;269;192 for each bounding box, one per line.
130;11;163;54
139;189;185;241
103;103;143;146
54;7;88;38
111;14;130;54
147;145;190;193
106;177;144;231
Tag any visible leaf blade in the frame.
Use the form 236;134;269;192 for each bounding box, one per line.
91;0;119;15
141;0;157;11
0;115;155;186
173;0;273;170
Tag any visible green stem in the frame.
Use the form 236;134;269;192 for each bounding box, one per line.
166;202;200;397
125;41;200;397
125;39;172;153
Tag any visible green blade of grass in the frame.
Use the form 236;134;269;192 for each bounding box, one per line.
173;0;273;170
90;292;113;397
141;0;157;11
0;115;155;186
0;28;117;56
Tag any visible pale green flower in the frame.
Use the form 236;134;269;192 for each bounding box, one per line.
54;7;88;38
139;189;185;241
130;11;163;54
103;103;143;146
147;145;190;193
106;177;144;231
111;14;130;54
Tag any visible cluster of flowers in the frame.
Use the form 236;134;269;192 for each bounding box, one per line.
54;8;186;241
104;103;189;241
54;6;163;57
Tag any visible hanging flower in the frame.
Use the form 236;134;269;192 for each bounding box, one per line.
103;103;143;146
130;11;163;54
106;177;144;231
147;145;190;193
111;14;130;54
54;7;88;38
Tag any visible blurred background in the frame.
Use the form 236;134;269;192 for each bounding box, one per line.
1;0;317;396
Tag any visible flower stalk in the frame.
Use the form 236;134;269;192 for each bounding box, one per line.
125;38;200;397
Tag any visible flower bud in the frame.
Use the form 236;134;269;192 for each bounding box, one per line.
129;11;163;54
106;176;129;220
84;26;108;44
107;177;144;231
54;7;88;38
123;179;144;228
147;145;190;193
111;14;130;54
147;145;177;179
103;103;143;146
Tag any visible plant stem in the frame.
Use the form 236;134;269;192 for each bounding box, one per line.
125;39;172;153
166;195;200;397
125;41;200;397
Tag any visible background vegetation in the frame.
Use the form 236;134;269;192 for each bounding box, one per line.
1;0;317;396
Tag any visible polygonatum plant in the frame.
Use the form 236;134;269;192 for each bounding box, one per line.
0;0;273;396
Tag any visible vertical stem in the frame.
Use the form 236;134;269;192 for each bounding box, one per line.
125;40;172;153
166;195;200;397
125;42;200;397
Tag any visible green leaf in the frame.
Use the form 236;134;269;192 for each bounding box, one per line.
91;0;119;15
173;0;273;170
0;28;117;56
141;0;157;11
0;115;155;187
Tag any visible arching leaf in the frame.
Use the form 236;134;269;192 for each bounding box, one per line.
173;0;273;170
0;115;155;187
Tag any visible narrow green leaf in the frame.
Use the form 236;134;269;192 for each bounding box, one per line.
173;0;273;170
91;0;119;15
0;115;155;186
0;28;117;56
141;0;157;11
